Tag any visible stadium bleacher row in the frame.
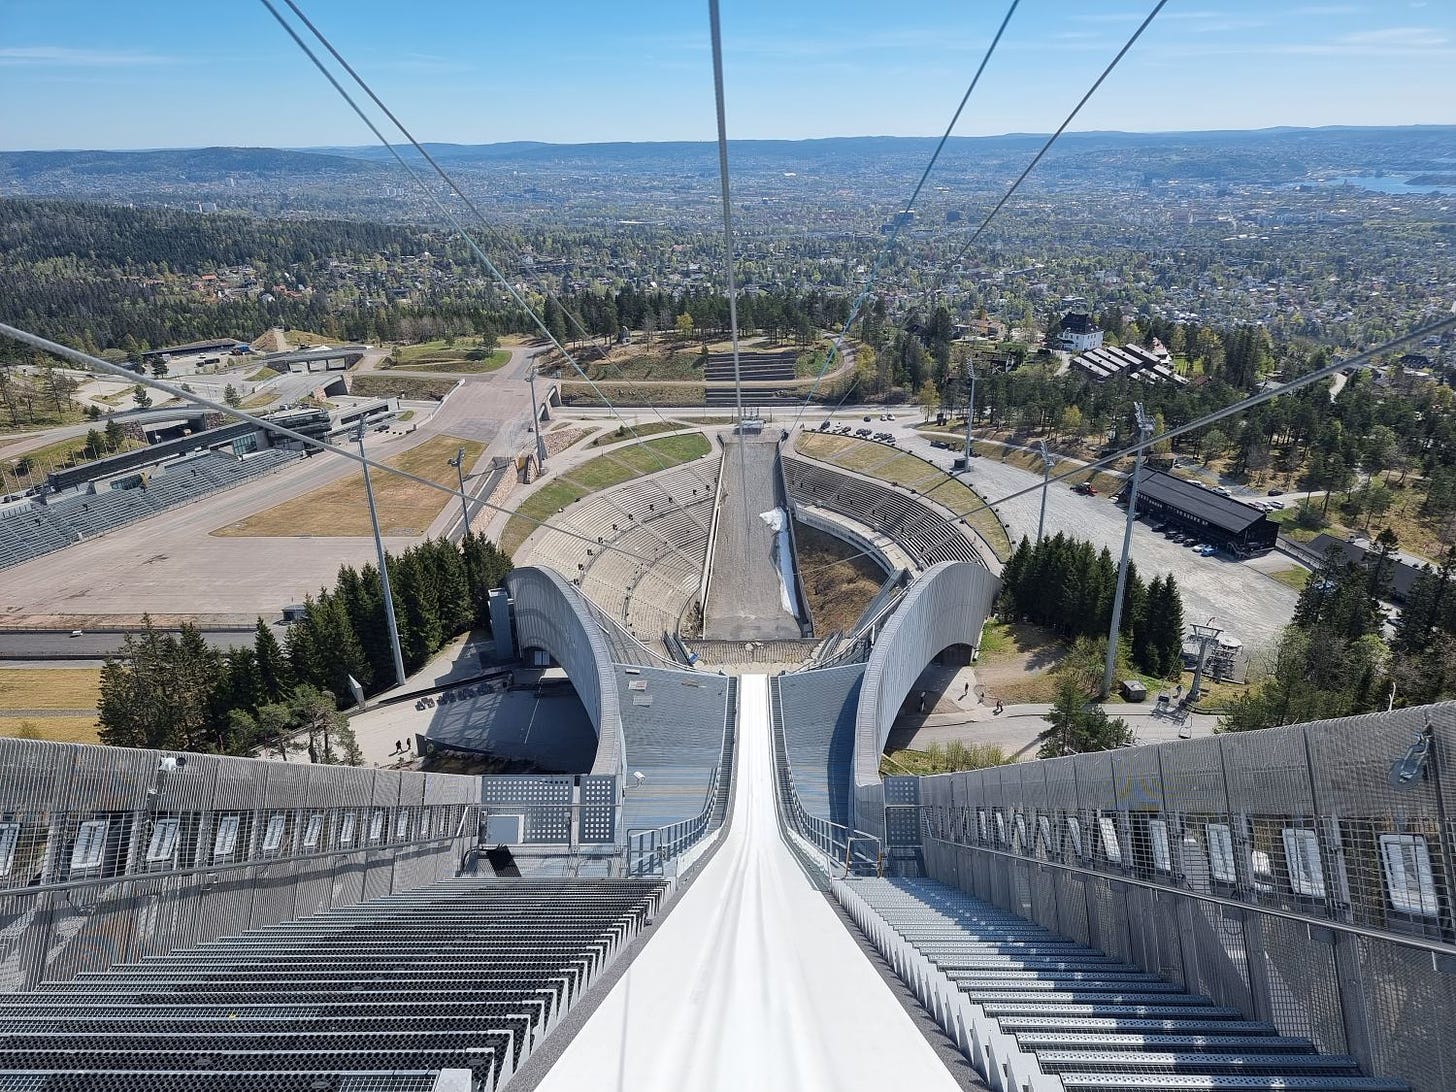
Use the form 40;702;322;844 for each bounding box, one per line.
782;454;982;570
0;877;665;1092
0;448;299;571
846;878;1405;1092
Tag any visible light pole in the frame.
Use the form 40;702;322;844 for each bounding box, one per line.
1101;402;1154;699
448;446;471;539
963;363;978;465
1036;439;1055;545
526;366;548;471
356;419;406;690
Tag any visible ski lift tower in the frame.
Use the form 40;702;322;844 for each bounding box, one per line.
1188;619;1224;703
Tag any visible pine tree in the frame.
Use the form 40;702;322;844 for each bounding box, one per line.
254;618;292;702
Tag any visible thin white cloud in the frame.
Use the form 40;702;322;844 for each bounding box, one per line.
0;46;175;67
1336;25;1447;46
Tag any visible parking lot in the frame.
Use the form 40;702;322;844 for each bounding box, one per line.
881;421;1301;654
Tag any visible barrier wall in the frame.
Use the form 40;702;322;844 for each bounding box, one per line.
852;560;1000;839
0;738;481;990
506;566;624;777
918;702;1456;1091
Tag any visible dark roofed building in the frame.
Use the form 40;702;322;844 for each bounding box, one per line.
1129;469;1278;554
1307;533;1427;602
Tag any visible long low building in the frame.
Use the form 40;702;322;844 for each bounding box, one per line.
1128;467;1278;554
1073;342;1186;385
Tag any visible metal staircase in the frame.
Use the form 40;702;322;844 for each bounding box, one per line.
848;877;1408;1092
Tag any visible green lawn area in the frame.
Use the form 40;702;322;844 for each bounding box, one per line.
394;350;510;374
796;432;1011;562
588;421;684;447
351;374;458;401
246;367;280;382
1269;566;1312;592
501;433;712;556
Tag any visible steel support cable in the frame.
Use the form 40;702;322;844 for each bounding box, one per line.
0;321;658;564
938;0;1169;281
806;0;1167;432
270;0;718;512
708;0;755;615
790;0;1022;428
262;0;718;528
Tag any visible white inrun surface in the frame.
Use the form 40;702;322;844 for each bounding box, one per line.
534;673;960;1092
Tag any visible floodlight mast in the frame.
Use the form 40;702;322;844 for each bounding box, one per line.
1101;402;1154;699
526;365;549;470
356;418;407;690
963;363;978;464
1036;440;1054;545
448;447;471;538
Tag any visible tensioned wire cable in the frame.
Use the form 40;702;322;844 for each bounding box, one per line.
0;321;658;564
790;0;1021;429
262;0;718;547
807;0;1168;431
280;0;722;500
708;0;755;627
790;308;1456;576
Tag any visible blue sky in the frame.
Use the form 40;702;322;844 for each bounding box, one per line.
1;1;1452;149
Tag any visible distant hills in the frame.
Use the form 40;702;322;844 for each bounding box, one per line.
3;126;1453;208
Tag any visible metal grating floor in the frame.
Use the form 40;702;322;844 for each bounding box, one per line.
0;878;664;1092
849;878;1410;1092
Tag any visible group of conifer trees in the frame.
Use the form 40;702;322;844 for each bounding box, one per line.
998;533;1185;679
97;533;512;758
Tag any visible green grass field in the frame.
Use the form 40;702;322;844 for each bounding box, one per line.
588;421;685;447
501;433;711;556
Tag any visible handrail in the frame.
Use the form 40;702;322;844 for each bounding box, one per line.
922;819;1456;961
624;762;721;876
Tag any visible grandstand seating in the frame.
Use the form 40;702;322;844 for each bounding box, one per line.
846;877;1406;1092
0;877;665;1092
0;448;301;571
772;665;862;826
0;504;76;570
783;454;982;570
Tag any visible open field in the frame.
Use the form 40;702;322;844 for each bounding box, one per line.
501;433;712;555
393;351;510;374
588;421;686;447
0;716;100;743
796;432;1012;561
0;668;101;710
246;367;281;382
350;374;459;401
280;329;338;347
794;521;885;631
213;434;485;538
241;392;278;410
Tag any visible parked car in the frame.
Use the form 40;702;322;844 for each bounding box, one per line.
1198;544;1218;556
1214;485;1233;497
1073;482;1097;496
1267;500;1285;510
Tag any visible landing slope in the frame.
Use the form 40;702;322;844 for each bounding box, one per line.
533;674;960;1091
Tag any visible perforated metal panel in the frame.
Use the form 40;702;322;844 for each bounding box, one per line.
579;775;617;844
479;775;573;844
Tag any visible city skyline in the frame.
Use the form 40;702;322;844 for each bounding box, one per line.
1;0;1453;150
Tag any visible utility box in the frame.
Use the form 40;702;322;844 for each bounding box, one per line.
1119;679;1147;702
481;814;524;846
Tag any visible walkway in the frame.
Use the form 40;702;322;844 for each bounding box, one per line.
533;674;961;1092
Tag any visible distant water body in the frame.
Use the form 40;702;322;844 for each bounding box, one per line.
1294;175;1456;196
